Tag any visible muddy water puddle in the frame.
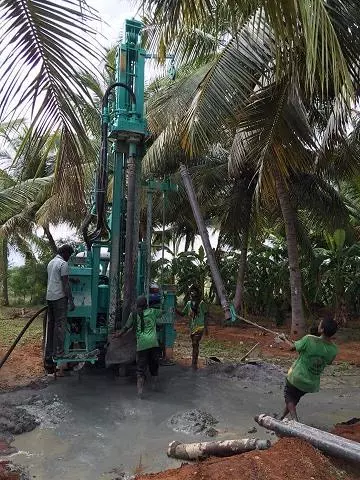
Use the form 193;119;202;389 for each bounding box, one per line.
1;364;359;480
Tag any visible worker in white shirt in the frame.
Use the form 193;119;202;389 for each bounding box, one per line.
45;245;74;375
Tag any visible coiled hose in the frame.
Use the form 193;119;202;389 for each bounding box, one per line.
0;305;48;370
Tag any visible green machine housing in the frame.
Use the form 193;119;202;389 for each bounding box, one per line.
51;19;178;369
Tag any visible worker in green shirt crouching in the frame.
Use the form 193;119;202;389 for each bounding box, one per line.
280;318;338;421
114;296;163;398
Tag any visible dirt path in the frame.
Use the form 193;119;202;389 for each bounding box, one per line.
1;309;359;390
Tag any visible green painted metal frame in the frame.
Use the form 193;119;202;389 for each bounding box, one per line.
54;19;179;368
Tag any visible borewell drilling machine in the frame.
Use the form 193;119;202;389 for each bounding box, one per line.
43;19;178;374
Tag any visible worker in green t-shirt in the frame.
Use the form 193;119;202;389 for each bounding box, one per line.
176;285;209;370
280;318;338;421
114;296;163;397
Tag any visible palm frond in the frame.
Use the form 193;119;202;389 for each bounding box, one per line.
143;124;185;175
292;173;350;232
0;0;102;186
229;80;316;201
141;0;357;99
10;233;37;262
0;202;37;236
0;175;52;221
142;10;235;65
0;168;15;189
146;62;214;135
180;15;274;156
51;127;95;217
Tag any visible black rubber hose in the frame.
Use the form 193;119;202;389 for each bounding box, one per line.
81;211;95;250
88;82;137;245
0;305;48;370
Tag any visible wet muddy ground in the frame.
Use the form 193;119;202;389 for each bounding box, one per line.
1;310;360;479
0;362;360;480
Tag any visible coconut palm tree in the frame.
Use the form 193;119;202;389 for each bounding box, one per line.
0;166;52;305
142;0;358;104
145;71;360;335
140;0;360;336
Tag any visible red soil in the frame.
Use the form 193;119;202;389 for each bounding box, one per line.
0;342;43;390
332;419;360;443
176;322;360;366
136;438;355;480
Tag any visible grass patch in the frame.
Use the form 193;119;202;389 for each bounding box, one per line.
174;332;251;362
201;338;249;360
0;317;43;347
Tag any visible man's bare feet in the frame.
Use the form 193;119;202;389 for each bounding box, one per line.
56;365;66;377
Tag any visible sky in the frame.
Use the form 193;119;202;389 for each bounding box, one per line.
87;0;136;46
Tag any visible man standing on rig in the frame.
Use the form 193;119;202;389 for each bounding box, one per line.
44;244;75;375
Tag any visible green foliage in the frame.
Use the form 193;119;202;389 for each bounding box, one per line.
0;0;100;211
217;239;290;324
9;262;48;305
304;229;360;317
8;242;53;306
151;245;211;297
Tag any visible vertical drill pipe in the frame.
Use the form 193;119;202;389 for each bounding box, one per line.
90;244;101;329
180;164;231;320
161;190;166;288
255;414;360;463
108;145;124;331
119;153;127;291
145;191;153;304
94;120;110;240
122;143;137;324
132;149;142;293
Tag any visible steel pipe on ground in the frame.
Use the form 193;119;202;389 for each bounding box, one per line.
167;438;271;461
255;414;360;463
276;419;360;455
255;414;360;455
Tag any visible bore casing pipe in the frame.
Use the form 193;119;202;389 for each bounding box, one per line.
167;438;271;460
255;414;360;463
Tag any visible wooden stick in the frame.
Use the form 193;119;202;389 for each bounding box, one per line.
240;343;260;362
235;314;281;336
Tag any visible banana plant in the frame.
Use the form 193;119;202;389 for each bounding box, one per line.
313;229;360;323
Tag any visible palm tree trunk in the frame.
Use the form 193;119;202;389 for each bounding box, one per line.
233;233;249;314
43;225;57;254
184;233;191;252
180;164;231;321
275;171;305;338
233;204;251;313
0;237;9;306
